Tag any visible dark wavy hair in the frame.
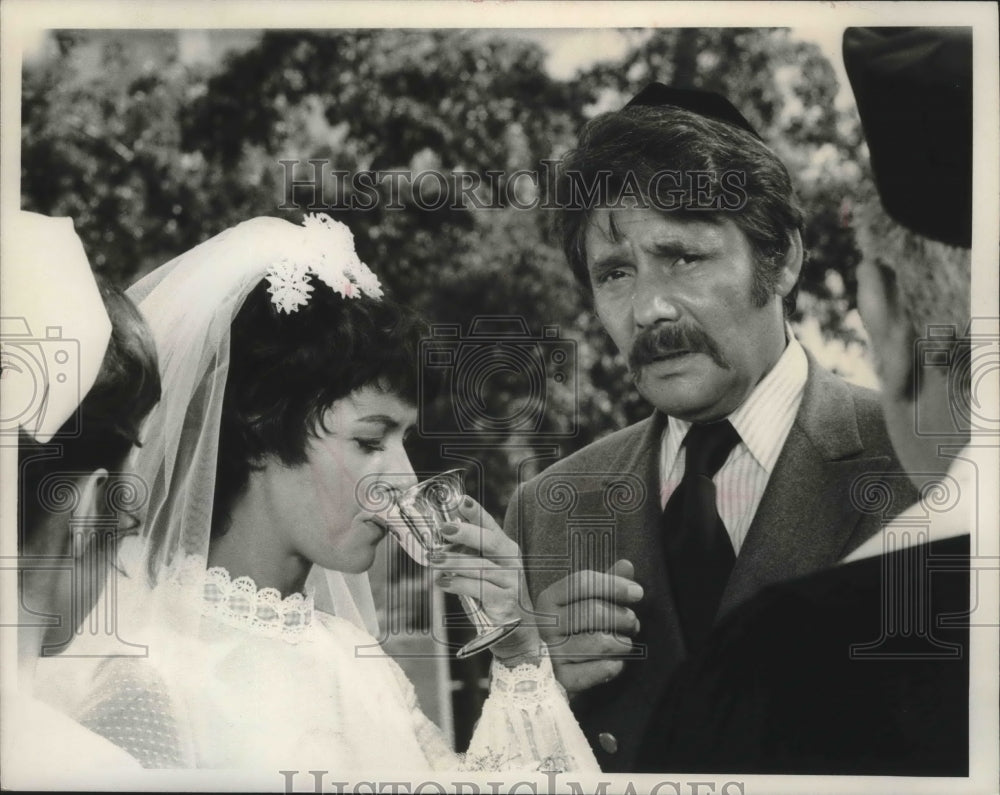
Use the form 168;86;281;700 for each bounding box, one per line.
552;104;805;314
18;282;162;547
211;277;427;536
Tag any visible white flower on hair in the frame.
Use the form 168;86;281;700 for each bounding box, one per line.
265;261;315;314
265;213;383;314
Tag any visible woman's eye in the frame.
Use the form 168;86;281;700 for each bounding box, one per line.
355;438;386;453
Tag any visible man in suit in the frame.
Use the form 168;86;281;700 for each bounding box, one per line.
635;26;978;776
503;85;915;771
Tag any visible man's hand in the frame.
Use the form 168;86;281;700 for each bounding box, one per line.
534;559;643;696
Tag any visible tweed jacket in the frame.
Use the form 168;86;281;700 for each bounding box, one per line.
503;354;916;772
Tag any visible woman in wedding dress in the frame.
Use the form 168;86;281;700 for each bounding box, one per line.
33;214;599;775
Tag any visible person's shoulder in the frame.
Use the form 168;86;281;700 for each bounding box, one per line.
804;357;894;451
314;612;390;660
4;690;144;777
315;613;416;698
696;558;875;671
529;415;656;479
842;379;888;425
711;533;971;660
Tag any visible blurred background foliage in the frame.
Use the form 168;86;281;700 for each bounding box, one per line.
22;28;878;742
22;27;876;518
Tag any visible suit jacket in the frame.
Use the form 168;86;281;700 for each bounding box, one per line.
503;354;916;771
635;534;970;775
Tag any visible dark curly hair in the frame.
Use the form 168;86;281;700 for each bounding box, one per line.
211;277;427;536
552;104;805;314
18;281;162;547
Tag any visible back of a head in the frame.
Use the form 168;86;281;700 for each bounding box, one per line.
18;282;161;549
845;27;973;408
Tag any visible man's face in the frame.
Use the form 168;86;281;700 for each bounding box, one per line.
585;207;791;422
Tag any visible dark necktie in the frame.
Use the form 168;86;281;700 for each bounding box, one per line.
662;420;741;651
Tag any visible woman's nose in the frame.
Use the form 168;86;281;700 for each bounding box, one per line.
383;446;418;493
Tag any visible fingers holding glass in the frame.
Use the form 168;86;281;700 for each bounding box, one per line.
389;470;521;658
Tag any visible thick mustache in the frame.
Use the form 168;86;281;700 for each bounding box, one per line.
628;323;729;371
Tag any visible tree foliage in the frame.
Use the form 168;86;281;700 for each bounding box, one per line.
22;26;879;747
22;27;871;520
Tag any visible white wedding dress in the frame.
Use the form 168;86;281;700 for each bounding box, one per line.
36;543;598;774
32;217;600;776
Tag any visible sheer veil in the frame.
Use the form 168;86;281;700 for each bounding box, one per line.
43;216;382;680
30;215;604;775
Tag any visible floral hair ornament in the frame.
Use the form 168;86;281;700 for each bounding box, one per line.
264;213;383;313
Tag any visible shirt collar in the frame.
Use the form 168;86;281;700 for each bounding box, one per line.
727;329;808;472
664;326;808;473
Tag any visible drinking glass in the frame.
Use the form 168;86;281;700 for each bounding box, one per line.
389;469;520;658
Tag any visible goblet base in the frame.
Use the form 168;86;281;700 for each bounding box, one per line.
456;618;522;659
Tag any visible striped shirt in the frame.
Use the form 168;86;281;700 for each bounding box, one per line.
659;331;809;554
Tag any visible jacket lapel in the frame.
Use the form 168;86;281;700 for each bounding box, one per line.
566;411;670;593
616;413;690;679
603;410;670;596
568;410;690;768
556;410;688;666
719;354;892;615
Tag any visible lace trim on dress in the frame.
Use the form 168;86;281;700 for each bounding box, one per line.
488;646;556;707
460;648;578;773
201;567;314;643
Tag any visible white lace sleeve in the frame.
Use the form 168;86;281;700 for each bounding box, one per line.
462;648;600;773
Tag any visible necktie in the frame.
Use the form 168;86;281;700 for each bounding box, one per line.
662;420;741;651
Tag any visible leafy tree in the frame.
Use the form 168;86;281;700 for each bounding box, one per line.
22;27;877;745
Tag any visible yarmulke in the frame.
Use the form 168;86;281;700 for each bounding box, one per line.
624;82;763;141
844;27;972;248
0;211;111;443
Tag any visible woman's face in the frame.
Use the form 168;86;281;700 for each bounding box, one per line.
260;386;418;574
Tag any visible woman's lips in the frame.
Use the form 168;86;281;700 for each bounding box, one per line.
359;513;389;536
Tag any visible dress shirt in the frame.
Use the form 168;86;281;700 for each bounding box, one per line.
659;331;808;554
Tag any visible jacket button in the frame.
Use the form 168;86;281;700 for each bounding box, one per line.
598;732;618;754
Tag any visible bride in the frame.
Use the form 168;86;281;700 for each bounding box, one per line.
33;215;599;774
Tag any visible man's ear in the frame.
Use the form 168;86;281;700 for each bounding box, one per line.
774;229;804;298
70;468;109;558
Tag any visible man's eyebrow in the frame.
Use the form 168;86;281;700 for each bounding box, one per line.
646;237;708;253
588;251;632;274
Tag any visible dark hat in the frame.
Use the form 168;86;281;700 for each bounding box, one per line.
624;82;763;141
844;27;972;248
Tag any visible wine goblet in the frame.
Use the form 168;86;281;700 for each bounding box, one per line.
389;469;521;658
